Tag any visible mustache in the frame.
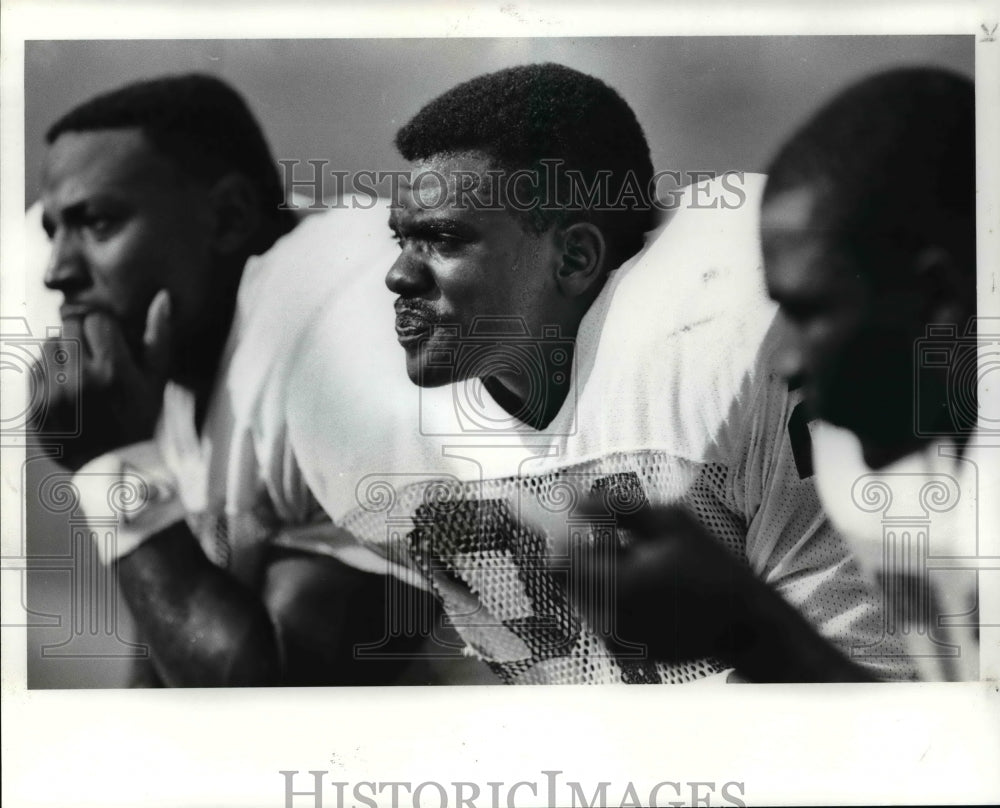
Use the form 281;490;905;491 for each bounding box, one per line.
393;298;442;325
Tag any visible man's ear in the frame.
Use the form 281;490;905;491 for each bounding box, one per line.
914;246;974;327
555;221;607;298
207;173;262;256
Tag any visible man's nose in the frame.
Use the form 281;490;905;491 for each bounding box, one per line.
385;247;432;297
43;229;89;293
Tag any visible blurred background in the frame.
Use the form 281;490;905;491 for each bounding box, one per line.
22;36;972;687
25;37;975;207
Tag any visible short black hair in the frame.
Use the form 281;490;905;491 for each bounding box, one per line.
395;62;656;261
764;67;975;286
46;73;294;234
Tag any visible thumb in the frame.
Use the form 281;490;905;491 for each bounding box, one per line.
143;290;173;379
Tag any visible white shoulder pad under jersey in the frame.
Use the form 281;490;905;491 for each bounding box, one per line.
812;420;995;680
24;198;399;583
289;176;917;682
157;202;402;582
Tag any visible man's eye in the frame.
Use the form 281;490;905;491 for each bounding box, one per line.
430;233;465;251
84;215;119;239
392;233;463;253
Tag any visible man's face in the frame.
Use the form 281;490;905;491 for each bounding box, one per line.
762;186;922;447
385;151;564;390
41;128;216;360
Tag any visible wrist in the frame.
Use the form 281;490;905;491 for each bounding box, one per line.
718;577;870;682
72;440;186;564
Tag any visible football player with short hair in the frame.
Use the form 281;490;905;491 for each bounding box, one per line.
290;63;915;683
761;67;986;680
576;66;985;682
31;74;442;686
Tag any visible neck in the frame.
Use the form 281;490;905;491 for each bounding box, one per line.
166;220;294;431
170;263;245;433
171;331;229;434
483;342;575;430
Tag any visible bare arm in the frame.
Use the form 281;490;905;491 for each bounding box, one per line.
32;299;423;686
616;506;875;682
543;501;874;683
116;523;431;687
116;524;281;687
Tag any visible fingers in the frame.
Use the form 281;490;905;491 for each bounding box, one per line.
582;497;707;546
523;491;745;664
143;290;172;380
58;314;83;346
520;491;649;545
81;309;133;381
69;292;171;383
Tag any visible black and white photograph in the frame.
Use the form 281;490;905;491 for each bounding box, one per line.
2;1;999;806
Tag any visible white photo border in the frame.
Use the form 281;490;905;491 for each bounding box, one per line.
2;1;999;806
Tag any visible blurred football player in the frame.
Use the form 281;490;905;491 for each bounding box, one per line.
30;74;456;686
572;66;986;682
762;67;988;680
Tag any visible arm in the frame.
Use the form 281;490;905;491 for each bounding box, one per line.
261;548;436;686
116;524;281;687
116;528;428;687
732;323;917;681
725;563;875;682
32;298;420;687
77;439;426;687
547;501;874;683
31;297;280;686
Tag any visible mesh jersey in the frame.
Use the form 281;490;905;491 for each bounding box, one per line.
288;175;918;683
26;199;494;682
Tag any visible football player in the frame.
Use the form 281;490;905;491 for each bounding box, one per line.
761;67;988;680
289;63;916;683
30;74;454;686
570;66;986;682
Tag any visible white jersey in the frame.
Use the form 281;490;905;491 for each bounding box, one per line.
157;204;406;586
288;175;917;683
27;199;498;683
813;420;998;680
24;200;399;588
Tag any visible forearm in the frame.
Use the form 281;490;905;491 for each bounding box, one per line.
720;580;875;683
116;523;281;687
